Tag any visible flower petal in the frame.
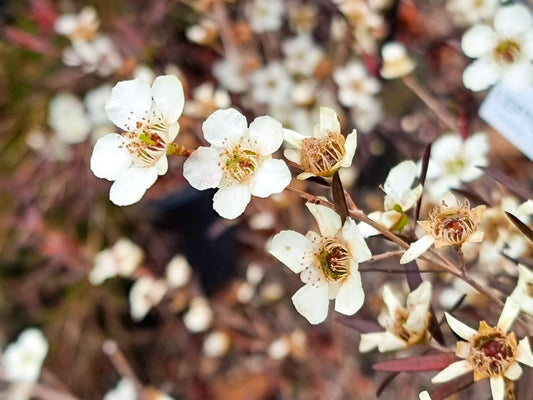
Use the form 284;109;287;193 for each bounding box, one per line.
110;167;158;206
306;203;341;237
154;154;168;175
399;235;435;264
151;75;184;124
461;24;495;58
497;298;520;332
489;375;505;400
359;332;386;352
105;79;152;131
431;360;472;383
382;285;401;318
183;146;223;190
494;4;532;37
202;108;248;147
504;361;522;380
317;107;340;138
283;128;306;147
445;312;477;340
248;116;284;155
212;184;251;219
378;331;409;352
269;230;314;273
334;270;364;315
250;158;291;197
342;218;372;262
462;58;501;92
90;133;132;180
292;283;330;324
516;337;533;367
339;130;357;168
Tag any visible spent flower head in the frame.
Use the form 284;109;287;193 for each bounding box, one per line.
269;203;371;324
90;75;184;206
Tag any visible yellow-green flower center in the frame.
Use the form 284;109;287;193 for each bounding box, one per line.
318;238;350;282
494;39;521;65
223;146;259;183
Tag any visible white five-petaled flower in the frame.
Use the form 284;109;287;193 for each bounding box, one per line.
269;203;372;324
461;3;533;91
432;299;533;400
446;0;498;27
359;281;432;353
90;75;184;206
282;33;323;77
400;193;485;264
183;108;291;219
283;107;357;180
54;6;99;42
333;60;381;109
424;132;489;201
359;160;422;237
3;328;48;382
49;92;91;144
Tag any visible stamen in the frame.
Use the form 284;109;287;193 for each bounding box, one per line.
317;238;350;282
300;131;346;177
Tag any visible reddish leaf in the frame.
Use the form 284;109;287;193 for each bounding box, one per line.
506;212;533;242
481;166;533;201
415;142;431;222
332;171;349;225
336;315;382;333
373;353;459;372
4;28;57;55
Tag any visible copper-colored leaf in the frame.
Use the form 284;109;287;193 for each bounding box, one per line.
373;353;459;372
332;171;349;224
481;167;533;201
506;212;533;242
376;372;399;397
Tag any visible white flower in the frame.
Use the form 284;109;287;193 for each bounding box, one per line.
185;18;218;45
250;62;293;107
419;391;432;400
248;0;284;33
380;41;416;79
282;34;323;77
510;264;533;315
333;61;381;108
54;6;99;42
359;160;422;237
166;254;192;288
184;82;230;119
269;203;371;324
62;35;123;77
359;281;432;352
203;331;231;358
350;96;383;133
84;84;112;127
183;108;291;219
461;4;533;91
213;56;249;93
90;75;184;206
446;0;498;27
283;107;357;180
3;328;48;382
400;193;485;264
89;238;143;285
104;378;136;400
49;93;91;144
183;297;213;333
129;276;168;321
424;132;489;200
133;64;156;84
432;299;533;400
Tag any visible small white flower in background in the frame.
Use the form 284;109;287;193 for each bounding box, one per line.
268;330;307;359
184;82;230;119
49;92;91;144
333;61;381;109
432;299;533;400
84;84;112;127
336;0;385;53
129;276;168;321
213;56;249;93
248;210;276;230
62;35;123;77
166;254;192;289
510;264;533;315
133;64;156;84
183;108;291;219
236;281;255;304
3;328;48;382
250;62;293;107
246;262;265;286
269;203;371;324
400;193;485;264
380;41;416;79
203;330;231;358
185;18;218;45
26;128;72;162
90;75;184;206
248;0;284;33
282;33;323;77
283;107;357;180
183;297;214;333
419;391;432;400
359;160;422;237
89;238;143;285
291;80;317;107
438;274;486;309
104;378;136;400
260;282;285;302
359;281;432;352
446;0;498;27
54;6;99;42
268;336;290;360
424;132;489;200
461;3;533;91
350;95;383;134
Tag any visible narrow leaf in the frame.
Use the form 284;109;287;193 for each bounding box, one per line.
431;373;473;400
332;171;349;224
505;212;533;242
336;315;383;333
481;167;533;201
376;372;400;397
415;143;431;222
373;353;458;372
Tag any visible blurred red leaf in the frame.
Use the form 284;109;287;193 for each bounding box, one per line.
29;0;57;35
4;27;57;55
373;353;459;372
336;315;383;333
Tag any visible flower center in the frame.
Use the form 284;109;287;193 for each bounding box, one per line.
222;146;259;183
300;131;346;176
392;308;429;345
124;122;169;167
430;199;479;246
445;158;465;176
494;39;521;65
317;238;350;282
469;328;516;379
